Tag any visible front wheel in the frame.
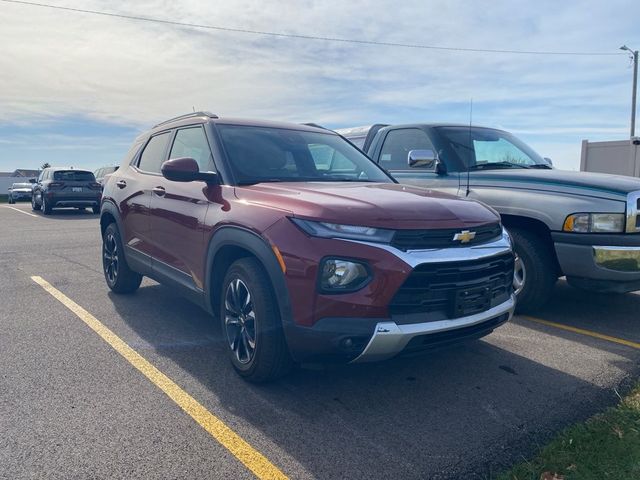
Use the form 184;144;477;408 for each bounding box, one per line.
509;228;557;313
102;223;142;293
220;258;292;382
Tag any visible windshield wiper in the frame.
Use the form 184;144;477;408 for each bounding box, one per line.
468;161;530;171
528;164;553;169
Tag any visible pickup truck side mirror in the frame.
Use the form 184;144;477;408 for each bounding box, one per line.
408;149;446;174
161;157;219;184
543;157;554;167
29;178;36;184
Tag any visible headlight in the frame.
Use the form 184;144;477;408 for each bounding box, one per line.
319;258;371;292
563;213;625;233
291;218;394;243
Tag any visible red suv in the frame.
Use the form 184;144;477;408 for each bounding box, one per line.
100;112;515;381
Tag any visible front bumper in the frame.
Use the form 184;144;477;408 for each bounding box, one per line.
272;225;515;363
552;232;640;292
352;294;515;362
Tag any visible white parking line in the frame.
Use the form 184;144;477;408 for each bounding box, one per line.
3;206;38;218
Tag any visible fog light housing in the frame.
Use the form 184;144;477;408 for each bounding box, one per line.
319;258;371;293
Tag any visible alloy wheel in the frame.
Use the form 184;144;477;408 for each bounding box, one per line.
224;278;256;365
103;233;119;284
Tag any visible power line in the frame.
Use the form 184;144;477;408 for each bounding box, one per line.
0;0;625;56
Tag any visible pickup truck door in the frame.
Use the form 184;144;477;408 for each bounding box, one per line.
371;127;460;196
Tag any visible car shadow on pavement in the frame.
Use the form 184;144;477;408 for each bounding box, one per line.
33;208;100;220
108;282;638;480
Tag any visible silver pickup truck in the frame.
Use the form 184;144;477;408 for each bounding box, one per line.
336;124;640;312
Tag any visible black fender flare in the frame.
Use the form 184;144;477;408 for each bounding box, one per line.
204;226;294;331
99;199;124;236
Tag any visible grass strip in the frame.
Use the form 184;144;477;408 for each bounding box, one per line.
498;384;640;479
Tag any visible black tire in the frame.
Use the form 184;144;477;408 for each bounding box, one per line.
42;195;52;215
92;205;100;214
31;194;41;211
510;228;557;313
220;258;292;382
102;223;142;294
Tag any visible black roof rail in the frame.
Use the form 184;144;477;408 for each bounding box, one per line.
153;111;219;129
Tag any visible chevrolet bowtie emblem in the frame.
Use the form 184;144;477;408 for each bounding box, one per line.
453;230;476;243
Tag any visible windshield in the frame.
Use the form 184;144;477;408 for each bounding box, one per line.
435;127;548;170
217;125;392;185
11;183;31;189
53;170;95;181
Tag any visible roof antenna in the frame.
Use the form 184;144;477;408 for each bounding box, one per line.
192;106;196;112
465;98;473;197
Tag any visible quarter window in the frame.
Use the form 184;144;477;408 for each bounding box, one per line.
169;127;214;171
379;129;435;170
138;132;171;173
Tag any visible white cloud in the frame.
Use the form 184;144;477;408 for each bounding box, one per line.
0;0;638;169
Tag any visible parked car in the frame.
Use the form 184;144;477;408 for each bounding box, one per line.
336;123;640;312
7;182;33;204
100;112;516;381
31;167;102;214
94;166;119;188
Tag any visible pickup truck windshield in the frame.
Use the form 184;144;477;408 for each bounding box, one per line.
218;125;392;185
435;127;550;171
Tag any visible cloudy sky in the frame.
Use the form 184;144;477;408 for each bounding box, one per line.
0;0;638;172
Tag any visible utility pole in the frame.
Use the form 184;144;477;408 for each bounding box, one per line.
620;45;638;138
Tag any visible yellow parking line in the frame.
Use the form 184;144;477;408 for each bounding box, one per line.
31;275;288;480
4;206;38;218
521;316;640;350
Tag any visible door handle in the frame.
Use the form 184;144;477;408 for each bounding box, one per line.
152;186;166;197
116;180;127;189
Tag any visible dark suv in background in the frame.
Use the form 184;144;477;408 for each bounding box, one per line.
31;167;102;214
100;112;515;382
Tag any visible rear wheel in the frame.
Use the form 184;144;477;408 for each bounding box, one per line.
220;258;292;382
102;223;142;293
510;228;557;313
42;195;52;215
31;194;41;211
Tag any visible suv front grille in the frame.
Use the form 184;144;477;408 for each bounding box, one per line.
389;253;514;322
391;223;502;251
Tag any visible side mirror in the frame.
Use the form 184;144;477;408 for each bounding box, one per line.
29;178;36;184
408;149;446;174
543;157;554;167
161;157;218;183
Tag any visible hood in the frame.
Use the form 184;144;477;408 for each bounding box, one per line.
472;169;640;196
236;182;499;229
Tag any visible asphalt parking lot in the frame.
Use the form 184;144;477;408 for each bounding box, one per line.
1;203;639;480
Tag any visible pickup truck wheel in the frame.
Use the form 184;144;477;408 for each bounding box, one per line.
102;223;142;293
509;228;557;313
221;258;292;382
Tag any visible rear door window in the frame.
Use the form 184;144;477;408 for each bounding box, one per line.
138;132;172;174
53;170;95;181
